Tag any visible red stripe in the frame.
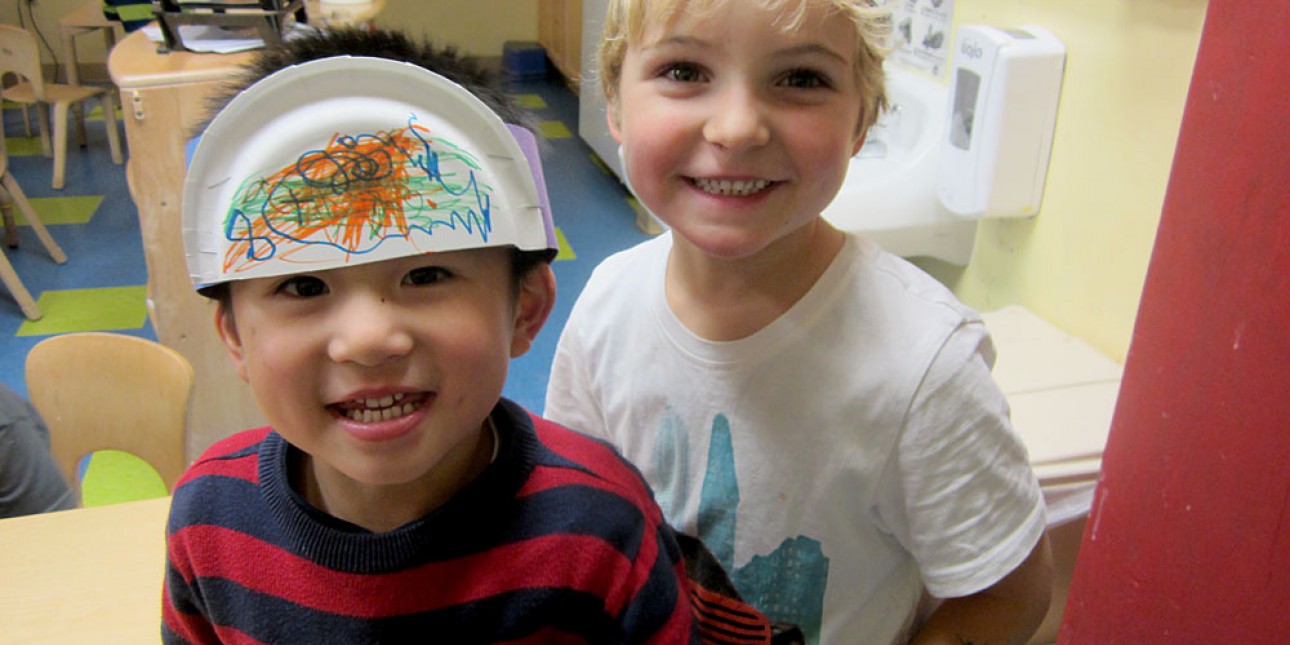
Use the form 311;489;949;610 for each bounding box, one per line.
163;592;215;644
517;462;619;497
176;429;270;487
690;590;765;626
687;581;771;642
163;590;272;645
531;417;654;498
654;557;701;644
170;526;642;617
179;452;258;486
523;416;674;620
211;623;271;645
529;416;668;526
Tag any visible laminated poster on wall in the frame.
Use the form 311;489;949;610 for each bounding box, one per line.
883;0;955;81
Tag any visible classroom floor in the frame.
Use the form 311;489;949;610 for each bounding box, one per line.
1;72;651;501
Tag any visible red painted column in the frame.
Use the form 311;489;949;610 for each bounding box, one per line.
1060;0;1290;641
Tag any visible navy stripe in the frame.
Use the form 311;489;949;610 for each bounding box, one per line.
170;473;650;571
187;577;624;644
619;523;686;645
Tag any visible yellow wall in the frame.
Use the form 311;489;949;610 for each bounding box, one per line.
371;0;538;55
914;0;1208;362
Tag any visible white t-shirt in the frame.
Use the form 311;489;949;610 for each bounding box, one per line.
545;232;1046;645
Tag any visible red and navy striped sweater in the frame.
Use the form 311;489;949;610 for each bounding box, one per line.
162;399;697;644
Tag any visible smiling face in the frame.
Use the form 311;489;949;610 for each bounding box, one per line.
609;0;866;261
216;248;553;523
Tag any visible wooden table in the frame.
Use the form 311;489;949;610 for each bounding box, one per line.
108;4;388;462
0;497;171;644
109;30;266;461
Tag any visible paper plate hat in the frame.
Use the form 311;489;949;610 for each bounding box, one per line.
183;56;557;290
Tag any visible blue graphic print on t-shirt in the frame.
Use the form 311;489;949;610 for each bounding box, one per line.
652;411;829;644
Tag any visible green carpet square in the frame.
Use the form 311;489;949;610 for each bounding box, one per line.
512;94;547;109
85;104;125;122
589;152;613;176
14;195;103;225
80;450;168;507
539;120;573;139
4;136;45;157
555;226;575;261
16;285;148;336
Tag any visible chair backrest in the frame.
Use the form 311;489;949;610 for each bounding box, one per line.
25;332;194;502
0;24;47;101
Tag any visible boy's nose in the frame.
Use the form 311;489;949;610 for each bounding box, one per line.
702;86;771;151
327;297;415;367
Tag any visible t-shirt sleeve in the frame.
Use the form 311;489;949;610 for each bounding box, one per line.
544;306;610;441
161;498;220;644
0;396;74;518
893;320;1047;598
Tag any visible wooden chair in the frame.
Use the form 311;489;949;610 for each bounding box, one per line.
0;131;66;320
25;332;194;504
0;23;124;189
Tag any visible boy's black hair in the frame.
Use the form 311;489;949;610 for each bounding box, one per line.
195;27;557;306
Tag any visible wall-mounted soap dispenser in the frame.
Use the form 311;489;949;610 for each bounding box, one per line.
938;26;1066;218
822;24;1065;264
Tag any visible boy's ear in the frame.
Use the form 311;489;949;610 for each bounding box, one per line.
606;97;623;143
510;265;557;359
213;301;250;383
851;131;867;157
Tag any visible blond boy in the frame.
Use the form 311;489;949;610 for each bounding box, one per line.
546;2;1054;643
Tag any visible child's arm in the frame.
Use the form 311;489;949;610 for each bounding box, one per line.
160;494;222;645
544;312;608;437
161;571;218;645
910;532;1054;645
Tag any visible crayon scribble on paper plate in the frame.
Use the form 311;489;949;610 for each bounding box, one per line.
221;119;494;276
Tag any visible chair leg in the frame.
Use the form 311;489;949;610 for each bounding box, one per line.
102;95;123;165
2;173;66;264
2;201;18;248
1;184;17;248
0;247;42;320
52;102;70;190
35;104;52;158
73;102;89;149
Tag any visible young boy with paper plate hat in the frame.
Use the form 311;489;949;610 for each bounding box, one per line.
161;30;709;643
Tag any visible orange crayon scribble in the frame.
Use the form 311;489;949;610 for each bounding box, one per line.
223;125;444;274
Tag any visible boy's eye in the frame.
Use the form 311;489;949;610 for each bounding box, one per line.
404;266;452;286
278;275;328;298
661;62;705;84
781;68;831;89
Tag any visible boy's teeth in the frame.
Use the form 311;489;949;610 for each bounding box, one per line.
361;393;405;409
346;402;417;423
694;178;771;196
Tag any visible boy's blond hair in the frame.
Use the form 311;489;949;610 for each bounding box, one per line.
597;0;890;134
